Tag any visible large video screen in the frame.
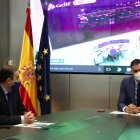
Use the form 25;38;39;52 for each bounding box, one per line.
31;0;140;74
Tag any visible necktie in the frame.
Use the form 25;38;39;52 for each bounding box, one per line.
137;83;140;106
7;93;13;115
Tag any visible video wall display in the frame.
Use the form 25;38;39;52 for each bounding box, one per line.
31;0;140;74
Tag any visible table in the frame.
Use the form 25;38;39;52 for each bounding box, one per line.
1;108;140;140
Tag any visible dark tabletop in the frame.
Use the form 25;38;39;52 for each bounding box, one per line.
1;108;140;140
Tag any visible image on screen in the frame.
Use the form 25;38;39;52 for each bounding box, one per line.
31;0;140;74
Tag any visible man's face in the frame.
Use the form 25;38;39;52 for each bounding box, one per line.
131;63;140;76
7;71;19;90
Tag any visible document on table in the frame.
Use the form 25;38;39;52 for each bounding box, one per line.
110;111;140;116
14;121;56;129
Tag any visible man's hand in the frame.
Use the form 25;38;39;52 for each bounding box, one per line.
128;104;136;108
24;111;35;124
125;104;140;114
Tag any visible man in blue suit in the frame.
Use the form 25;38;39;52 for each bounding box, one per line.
118;59;140;113
0;65;35;125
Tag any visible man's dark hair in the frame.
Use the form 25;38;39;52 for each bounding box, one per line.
0;65;17;83
130;59;140;68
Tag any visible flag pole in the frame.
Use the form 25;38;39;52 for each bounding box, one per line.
28;0;30;7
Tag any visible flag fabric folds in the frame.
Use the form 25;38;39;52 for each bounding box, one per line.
19;7;38;116
35;9;51;115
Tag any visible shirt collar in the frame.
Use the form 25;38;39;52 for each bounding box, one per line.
0;84;8;95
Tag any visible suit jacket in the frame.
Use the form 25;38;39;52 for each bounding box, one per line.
118;76;136;111
0;86;26;125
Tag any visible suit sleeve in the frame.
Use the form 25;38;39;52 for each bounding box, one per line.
118;79;127;111
0;115;21;125
16;91;27;115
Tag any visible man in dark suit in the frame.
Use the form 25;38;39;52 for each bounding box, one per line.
0;65;35;125
118;59;140;113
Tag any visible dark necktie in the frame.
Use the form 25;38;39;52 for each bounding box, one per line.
7;93;13;115
137;83;140;106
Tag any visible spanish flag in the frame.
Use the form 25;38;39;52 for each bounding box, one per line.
19;7;38;116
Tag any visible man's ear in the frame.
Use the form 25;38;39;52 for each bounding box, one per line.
6;78;11;84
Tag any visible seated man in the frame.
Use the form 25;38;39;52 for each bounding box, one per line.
0;65;35;125
118;59;140;114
